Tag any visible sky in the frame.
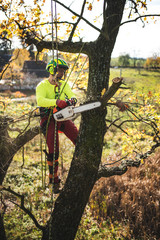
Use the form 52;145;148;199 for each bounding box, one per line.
45;0;160;59
111;0;160;58
1;0;160;59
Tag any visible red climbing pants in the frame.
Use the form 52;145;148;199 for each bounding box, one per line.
40;117;78;183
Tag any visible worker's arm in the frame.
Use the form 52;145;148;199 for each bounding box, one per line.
63;83;77;105
36;83;57;107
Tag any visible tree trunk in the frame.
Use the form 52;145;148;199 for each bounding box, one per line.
0;213;7;240
42;0;126;238
42;38;111;239
42;109;106;240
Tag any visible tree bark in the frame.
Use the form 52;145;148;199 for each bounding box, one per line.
0;213;7;240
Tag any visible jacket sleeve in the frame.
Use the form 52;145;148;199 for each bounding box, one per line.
64;83;76;99
36;83;57;107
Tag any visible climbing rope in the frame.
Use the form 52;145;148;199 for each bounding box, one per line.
40;129;44;188
51;0;55;63
48;0;59;238
59;42;85;97
71;56;88;89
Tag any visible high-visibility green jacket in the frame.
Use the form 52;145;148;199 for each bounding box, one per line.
36;79;76;107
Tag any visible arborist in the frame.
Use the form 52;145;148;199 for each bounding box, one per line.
36;58;78;192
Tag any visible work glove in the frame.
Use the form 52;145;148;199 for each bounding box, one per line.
56;99;68;109
67;98;77;106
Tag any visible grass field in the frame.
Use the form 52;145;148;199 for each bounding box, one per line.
110;68;160;93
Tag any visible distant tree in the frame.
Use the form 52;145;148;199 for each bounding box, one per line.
0;32;12;73
118;54;130;67
13;49;30;68
37;49;49;62
144;56;160;69
1;48;30;80
28;44;35;60
0;32;11;53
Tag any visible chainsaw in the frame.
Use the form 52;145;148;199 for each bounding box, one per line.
53;101;101;121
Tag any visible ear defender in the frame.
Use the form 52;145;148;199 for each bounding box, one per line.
49;66;54;75
46;59;69;75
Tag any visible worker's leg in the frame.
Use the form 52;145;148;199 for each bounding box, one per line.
41;118;60;184
58;120;78;145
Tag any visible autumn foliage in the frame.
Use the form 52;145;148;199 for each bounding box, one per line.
144;56;160;69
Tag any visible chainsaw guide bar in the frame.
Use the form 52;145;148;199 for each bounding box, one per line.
53;101;101;121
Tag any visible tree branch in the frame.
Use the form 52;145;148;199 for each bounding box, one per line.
97;141;160;180
12;126;40;154
54;0;102;35
112;14;160;33
7;126;22;133
22;28;87;54
68;0;86;42
106;118;129;135
101;77;123;106
127;108;160;138
2;187;45;231
97;158;140;179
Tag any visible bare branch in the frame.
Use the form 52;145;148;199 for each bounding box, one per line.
54;0;102;35
128;0;139;16
12;125;40;154
97;159;140;179
15;108;39;138
106;118;129;135
2;187;45;231
138;142;160;159
112;14;160;33
7;126;22;133
68;0;86;42
127;108;160;138
97;141;160;180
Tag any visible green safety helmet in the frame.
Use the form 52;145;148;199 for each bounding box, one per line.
46;58;69;75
